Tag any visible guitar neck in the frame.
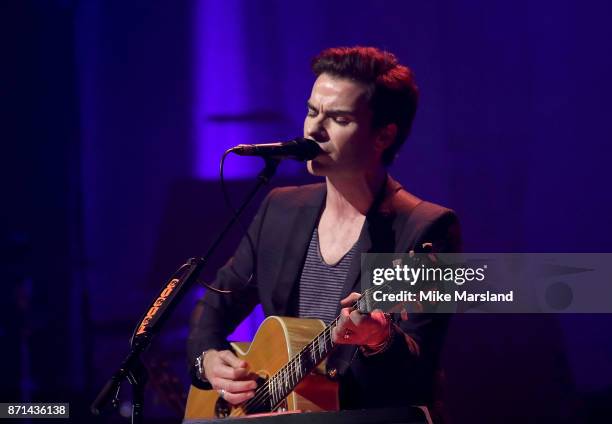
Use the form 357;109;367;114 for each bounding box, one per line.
241;255;427;414
261;276;402;405
263;316;337;410
247;291;376;413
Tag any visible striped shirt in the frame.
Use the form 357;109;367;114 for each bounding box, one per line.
298;228;357;324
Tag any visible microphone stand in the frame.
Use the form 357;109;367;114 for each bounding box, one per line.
91;158;280;424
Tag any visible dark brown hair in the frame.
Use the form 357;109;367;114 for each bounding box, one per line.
312;46;419;165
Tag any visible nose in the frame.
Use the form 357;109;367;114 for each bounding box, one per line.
304;115;329;143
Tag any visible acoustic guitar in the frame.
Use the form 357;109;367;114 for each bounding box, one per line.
184;253;438;420
184;315;339;419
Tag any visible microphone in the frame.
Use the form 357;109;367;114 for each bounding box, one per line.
230;137;322;161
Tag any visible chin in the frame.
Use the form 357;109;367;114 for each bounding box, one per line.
307;158;328;176
306;160;321;176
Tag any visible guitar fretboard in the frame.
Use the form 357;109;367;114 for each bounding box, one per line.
242;317;337;413
242;284;381;414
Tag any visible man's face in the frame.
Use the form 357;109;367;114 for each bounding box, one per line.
304;73;382;177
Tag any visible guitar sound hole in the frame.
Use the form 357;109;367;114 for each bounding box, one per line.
216;376;272;417
245;376;272;414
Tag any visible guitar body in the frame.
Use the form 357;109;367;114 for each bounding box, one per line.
184;316;339;420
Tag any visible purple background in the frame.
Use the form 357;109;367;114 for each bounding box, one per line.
2;0;612;422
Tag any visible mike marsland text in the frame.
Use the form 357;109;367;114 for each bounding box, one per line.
372;289;515;303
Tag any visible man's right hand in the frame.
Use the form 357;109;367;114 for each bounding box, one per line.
201;349;258;405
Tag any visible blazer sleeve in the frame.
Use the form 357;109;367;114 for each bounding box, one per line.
344;209;461;408
186;191;274;388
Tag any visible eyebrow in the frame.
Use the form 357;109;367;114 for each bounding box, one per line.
307;101;356;116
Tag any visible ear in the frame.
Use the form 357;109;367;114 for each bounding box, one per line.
374;124;397;153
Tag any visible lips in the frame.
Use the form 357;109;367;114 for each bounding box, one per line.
307;139;332;156
315;143;332;154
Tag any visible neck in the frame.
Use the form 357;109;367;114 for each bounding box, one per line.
324;167;386;217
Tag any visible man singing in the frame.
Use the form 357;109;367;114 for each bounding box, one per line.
187;46;461;411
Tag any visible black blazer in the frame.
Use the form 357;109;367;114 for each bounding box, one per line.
187;176;461;409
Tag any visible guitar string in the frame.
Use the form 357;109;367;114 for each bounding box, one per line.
236;330;332;414
238;291;374;414
237;316;340;415
239;287;378;415
232;256;425;415
238;288;378;414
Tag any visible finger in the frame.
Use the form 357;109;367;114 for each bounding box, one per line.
220;350;247;369
340;292;361;307
222;390;255;406
349;309;365;326
333;312;359;344
334;329;359;344
331;323;345;344
339;307;351;321
332;314;347;344
332;326;351;344
338;308;358;332
370;310;388;325
214;377;258;394
216;364;252;380
226;378;258;393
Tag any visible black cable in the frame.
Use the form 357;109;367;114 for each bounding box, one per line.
219;149;251;245
194;149;257;293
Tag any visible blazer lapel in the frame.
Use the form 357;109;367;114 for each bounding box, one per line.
338;176;407;299
271;185;326;315
327;177;414;377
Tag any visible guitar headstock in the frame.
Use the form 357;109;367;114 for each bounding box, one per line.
356;247;455;315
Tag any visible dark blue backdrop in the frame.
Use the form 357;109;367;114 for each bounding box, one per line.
3;0;612;422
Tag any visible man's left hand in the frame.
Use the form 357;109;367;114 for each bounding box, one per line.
331;292;390;348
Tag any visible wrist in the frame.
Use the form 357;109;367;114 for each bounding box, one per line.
195;349;214;381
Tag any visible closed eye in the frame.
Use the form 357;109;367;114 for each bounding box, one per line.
306;101;318;117
333;116;351;125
